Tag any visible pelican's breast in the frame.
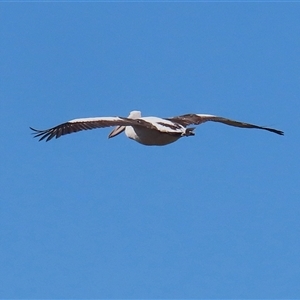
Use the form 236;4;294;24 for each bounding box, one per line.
125;126;181;146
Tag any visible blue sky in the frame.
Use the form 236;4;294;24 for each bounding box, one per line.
1;2;299;299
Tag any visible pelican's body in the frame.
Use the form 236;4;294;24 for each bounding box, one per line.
112;113;193;145
30;110;283;146
123;120;184;145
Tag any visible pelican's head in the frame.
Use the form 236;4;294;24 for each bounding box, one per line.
108;110;142;139
128;110;141;119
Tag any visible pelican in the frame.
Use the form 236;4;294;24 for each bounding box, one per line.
30;110;283;146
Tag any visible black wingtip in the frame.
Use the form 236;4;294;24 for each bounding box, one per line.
272;129;284;136
30;126;38;132
261;126;284;136
30;127;49;141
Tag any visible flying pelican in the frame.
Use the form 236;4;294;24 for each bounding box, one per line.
30;110;283;146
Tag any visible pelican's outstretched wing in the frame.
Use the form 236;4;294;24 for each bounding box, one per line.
30;117;155;142
167;114;284;135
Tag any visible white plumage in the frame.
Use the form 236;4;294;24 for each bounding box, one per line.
30;110;283;146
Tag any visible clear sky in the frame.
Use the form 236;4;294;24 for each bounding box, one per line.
1;2;299;299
